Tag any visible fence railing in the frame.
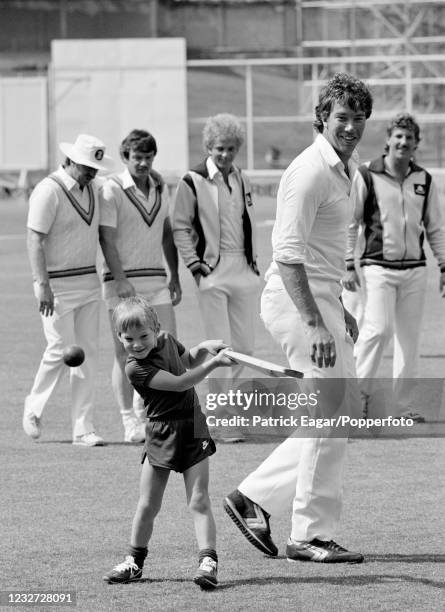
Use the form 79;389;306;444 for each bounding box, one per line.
2;53;445;176
187;54;445;170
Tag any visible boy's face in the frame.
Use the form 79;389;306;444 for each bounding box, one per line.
118;325;157;360
125;149;156;179
323;100;367;165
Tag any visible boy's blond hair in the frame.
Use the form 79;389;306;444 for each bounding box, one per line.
112;295;160;334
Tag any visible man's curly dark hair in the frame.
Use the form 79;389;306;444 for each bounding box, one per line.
119;129;157;160
313;73;373;133
384;113;420;152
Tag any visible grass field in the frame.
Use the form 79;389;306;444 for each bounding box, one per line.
1;192;445;612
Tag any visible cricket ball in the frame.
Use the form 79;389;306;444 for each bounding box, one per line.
63;345;85;367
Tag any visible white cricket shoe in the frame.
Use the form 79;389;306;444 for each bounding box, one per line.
123;415;145;443
23;411;41;439
72;432;105;447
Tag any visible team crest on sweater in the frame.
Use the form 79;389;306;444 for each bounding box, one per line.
414;184;426;196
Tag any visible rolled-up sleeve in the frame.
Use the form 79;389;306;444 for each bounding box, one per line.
272;163;323;264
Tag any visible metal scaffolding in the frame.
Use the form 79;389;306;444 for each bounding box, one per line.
296;0;445;58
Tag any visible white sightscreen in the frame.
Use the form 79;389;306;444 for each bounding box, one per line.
50;38;188;177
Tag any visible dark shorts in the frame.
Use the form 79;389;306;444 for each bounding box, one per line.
141;414;216;473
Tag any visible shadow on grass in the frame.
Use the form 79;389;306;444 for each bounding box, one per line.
38;440;74;445
136;578;189;584
215;574;445;590
132;574;444;591
256;553;445;564
40;440;144;446
365;553;445;563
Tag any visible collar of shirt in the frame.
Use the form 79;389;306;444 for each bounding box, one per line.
206;156;238;181
56;165;83;192
121;167;154;195
315;133;359;177
383;155;411;179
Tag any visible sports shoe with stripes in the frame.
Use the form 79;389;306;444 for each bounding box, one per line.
223;489;278;557
103;556;143;583
193;556;218;590
286;538;364;563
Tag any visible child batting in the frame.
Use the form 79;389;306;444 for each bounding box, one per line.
103;295;233;589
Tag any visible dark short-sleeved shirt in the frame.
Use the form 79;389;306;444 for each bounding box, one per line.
125;331;200;420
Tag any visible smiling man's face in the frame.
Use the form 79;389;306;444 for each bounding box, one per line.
323;101;367;166
386;127;418;162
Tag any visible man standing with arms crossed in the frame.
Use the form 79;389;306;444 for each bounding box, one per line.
224;73;373;562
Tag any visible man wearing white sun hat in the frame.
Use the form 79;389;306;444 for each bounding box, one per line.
23;134;111;447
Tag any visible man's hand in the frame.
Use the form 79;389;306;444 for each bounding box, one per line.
37;282;54;317
307;324;336;368
169;276;182;306
440;271;445;297
276;261;336;368
344;308;359;343
115;278;136;299
194;263;212;286
342;269;360;292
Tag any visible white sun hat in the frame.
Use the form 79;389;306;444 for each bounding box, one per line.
59;134;113;170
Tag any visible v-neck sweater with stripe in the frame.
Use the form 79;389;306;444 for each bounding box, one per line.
99;169;168;281
27;166;100;281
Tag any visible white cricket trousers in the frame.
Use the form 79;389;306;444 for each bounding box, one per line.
239;274;360;541
25;287;100;438
198;252;260;388
354;265;427;415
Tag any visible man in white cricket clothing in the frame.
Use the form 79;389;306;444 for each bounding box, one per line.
224;73;373;562
23;134;110;447
99;129;181;443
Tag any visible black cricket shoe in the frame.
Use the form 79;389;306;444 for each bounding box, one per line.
223;489;278;557
286;538;364;563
